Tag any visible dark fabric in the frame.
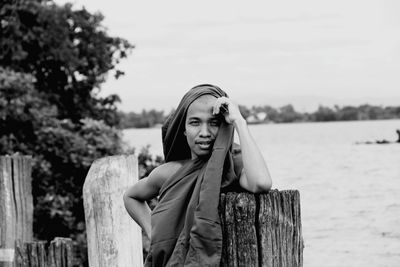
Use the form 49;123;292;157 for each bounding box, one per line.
145;85;240;267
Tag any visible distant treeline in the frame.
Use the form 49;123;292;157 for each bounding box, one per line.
119;104;400;129
119;109;167;128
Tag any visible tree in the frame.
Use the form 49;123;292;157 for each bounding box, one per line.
337;106;359;121
278;104;302;122
314;105;337;121
260;105;279;122
0;0;133;127
1;1;133;265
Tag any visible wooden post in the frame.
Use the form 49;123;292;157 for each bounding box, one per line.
220;190;304;267
14;238;73;267
0;156;33;267
14;240;47;267
83;155;142;267
47;238;73;267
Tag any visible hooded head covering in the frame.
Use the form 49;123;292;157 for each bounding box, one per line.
145;84;239;267
162;84;229;162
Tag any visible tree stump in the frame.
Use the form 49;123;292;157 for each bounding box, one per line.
83;155;142;267
220;190;303;267
0;156;33;267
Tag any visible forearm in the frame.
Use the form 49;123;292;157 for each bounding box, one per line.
123;194;152;238
234;118;272;191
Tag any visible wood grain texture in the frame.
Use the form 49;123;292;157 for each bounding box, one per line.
48;238;73;267
83;155;142;267
220;190;303;267
14;239;72;267
0;156;33;267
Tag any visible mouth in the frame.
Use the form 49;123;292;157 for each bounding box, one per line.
195;140;213;150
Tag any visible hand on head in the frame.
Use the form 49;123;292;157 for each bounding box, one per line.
212;97;244;125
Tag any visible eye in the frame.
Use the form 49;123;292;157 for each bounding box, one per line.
189;120;200;126
210;119;220;127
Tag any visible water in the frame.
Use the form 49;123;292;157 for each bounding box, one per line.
123;119;400;267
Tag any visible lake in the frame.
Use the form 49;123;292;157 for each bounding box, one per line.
123;119;400;267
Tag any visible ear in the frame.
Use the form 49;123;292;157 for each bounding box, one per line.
184;131;186;136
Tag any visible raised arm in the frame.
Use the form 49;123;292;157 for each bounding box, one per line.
213;97;272;193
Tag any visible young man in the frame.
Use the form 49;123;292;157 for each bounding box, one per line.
124;84;272;266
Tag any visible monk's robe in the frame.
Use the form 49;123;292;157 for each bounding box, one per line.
144;85;242;267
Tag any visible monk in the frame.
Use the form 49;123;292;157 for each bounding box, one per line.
123;84;272;266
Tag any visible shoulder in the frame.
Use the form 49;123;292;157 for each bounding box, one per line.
124;160;188;201
147;160;188;189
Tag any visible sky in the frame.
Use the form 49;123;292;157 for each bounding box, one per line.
55;0;400;112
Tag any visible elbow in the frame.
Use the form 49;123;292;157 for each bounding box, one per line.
240;171;273;193
253;179;272;193
123;190;134;206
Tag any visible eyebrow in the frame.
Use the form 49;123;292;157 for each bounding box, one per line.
187;116;200;120
186;115;220;121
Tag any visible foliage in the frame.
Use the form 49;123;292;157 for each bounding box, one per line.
1;1;133;266
1;0;133;126
119;102;400;129
137;145;164;180
119;109;167;129
0;67;124;266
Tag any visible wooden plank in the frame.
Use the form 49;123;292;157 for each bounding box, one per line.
48;238;73;267
220;192;258;267
234;193;258;267
0;156;33;267
291;191;304;267
257;190;303;267
220;193;237;267
21;157;33;242
0;157;15;267
220;190;303;266
14;239;72;267
14;240;28;267
12;158;22;250
257;191;274;267
83;155;142;267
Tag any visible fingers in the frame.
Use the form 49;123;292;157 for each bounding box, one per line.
213;97;230;115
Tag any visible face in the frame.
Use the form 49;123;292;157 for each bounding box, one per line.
185;95;221;159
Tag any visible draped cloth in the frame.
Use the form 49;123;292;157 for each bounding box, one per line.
144;85;240;267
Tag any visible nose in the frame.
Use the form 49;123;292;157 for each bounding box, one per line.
199;123;211;137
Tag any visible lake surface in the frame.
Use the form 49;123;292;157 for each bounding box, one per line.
123;119;400;267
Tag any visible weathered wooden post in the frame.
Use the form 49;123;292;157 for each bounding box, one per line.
0;156;33;267
220;190;303;267
14;237;73;267
47;238;74;267
83;155;142;267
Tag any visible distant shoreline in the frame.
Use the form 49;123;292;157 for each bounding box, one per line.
119;104;400;129
122;117;400;130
